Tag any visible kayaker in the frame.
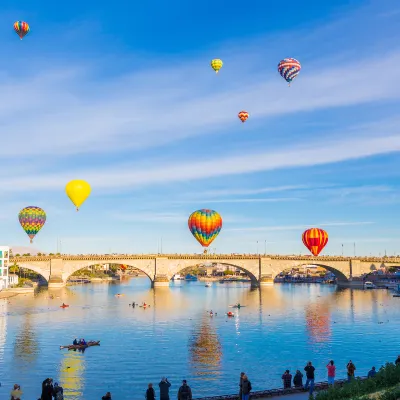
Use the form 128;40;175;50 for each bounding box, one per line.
73;338;78;345
81;339;87;346
237;303;241;308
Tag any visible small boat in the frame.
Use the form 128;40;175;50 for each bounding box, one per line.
115;294;124;297
393;294;400;298
185;274;198;281
226;312;234;317
60;340;100;350
172;274;184;281
205;283;212;287
60;304;69;308
364;281;376;289
229;305;246;308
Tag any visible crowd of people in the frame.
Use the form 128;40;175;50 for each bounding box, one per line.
8;355;400;400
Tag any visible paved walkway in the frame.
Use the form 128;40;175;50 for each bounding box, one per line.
259;393;310;400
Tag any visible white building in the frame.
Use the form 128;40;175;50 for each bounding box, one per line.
8;274;18;286
0;246;9;290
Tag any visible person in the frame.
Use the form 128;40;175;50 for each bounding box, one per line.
239;372;245;400
10;384;22;400
347;360;356;381
395;355;400;366
178;380;192;400
293;370;303;388
368;367;377;378
304;361;315;395
241;374;252;400
102;392;112;400
73;338;78;345
146;383;156;400
53;382;64;400
237;303;241;308
41;378;54;400
159;377;171;400
326;360;336;386
281;370;292;389
62;303;66;307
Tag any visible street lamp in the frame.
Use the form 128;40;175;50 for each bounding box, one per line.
256;241;259;254
264;240;267;255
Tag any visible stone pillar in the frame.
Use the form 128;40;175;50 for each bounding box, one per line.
49;258;65;288
259;275;274;285
153;275;170;287
153;257;170;287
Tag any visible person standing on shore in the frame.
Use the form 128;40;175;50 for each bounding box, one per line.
281;370;292;389
241;374;252;400
159;377;171;400
239;372;245;400
146;383;156;400
368;367;377;378
395;355;400;366
102;392;112;400
347;360;356;381
41;378;53;400
178;380;192;400
293;370;303;388
304;361;315;395
326;360;336;386
10;384;22;400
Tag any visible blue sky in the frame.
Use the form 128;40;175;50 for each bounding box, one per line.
1;0;400;256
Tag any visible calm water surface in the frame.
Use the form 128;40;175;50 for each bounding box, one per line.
1;278;399;399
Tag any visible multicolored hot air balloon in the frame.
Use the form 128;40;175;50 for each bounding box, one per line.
238;111;249;123
188;209;222;247
278;58;301;86
14;21;30;40
18;206;46;243
210;59;223;74
302;228;328;256
65;180;91;211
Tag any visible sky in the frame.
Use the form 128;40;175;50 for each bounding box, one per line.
1;0;400;256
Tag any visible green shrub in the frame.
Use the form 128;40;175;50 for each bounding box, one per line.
316;364;400;400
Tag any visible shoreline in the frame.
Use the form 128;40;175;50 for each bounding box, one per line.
0;290;22;299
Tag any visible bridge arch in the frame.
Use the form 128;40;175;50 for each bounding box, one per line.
12;263;50;283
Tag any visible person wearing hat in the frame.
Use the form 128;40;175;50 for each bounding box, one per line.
10;384;23;400
159;377;171;400
53;382;64;400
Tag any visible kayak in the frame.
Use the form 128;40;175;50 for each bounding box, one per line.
229;305;246;308
60;340;100;350
60;305;69;308
227;312;234;317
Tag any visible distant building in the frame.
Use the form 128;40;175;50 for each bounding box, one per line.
0;246;10;289
8;274;18;286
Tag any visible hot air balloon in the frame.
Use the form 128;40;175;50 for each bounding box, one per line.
14;21;30;40
278;58;301;86
302;228;328;256
238;111;249;123
188;209;222;247
18;206;46;243
210;59;223;74
65;180;91;211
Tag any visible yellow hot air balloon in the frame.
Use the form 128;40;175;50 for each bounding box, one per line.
210;59;223;74
65;180;91;211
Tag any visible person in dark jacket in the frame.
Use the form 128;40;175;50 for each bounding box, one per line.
178;380;192;400
395;355;400;366
102;392;112;400
53;382;64;400
159;377;171;400
368;367;377;378
304;362;315;395
41;378;54;400
293;370;303;388
241;375;252;400
146;383;156;400
281;370;292;389
239;372;245;400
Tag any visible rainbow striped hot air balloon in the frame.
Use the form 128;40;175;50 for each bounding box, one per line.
278;58;301;86
188;209;222;247
302;228;328;256
14;21;30;40
18;206;46;243
210;59;223;74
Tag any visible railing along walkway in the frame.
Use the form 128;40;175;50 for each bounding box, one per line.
194;377;368;400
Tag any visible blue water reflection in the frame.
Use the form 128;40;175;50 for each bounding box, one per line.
0;278;399;399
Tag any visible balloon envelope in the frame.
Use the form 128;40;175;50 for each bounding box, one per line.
302;228;328;256
210;59;223;73
188;209;222;247
238;111;249;122
18;206;46;243
14;21;30;39
278;58;301;84
65;180;91;210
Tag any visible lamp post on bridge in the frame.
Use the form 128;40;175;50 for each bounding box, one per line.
256;241;259;255
264;240;267;256
341;244;344;256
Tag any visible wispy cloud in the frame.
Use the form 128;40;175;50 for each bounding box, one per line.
193;185;313;197
174;197;301;204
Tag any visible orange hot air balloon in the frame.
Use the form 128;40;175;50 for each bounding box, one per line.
238;111;249;123
302;228;328;256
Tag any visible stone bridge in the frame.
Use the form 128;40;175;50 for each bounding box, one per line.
10;254;400;288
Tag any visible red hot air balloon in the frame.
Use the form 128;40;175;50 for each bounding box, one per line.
302;228;328;256
238;111;249;123
188;209;222;247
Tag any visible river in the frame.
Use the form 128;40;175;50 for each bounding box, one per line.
0;278;399;399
